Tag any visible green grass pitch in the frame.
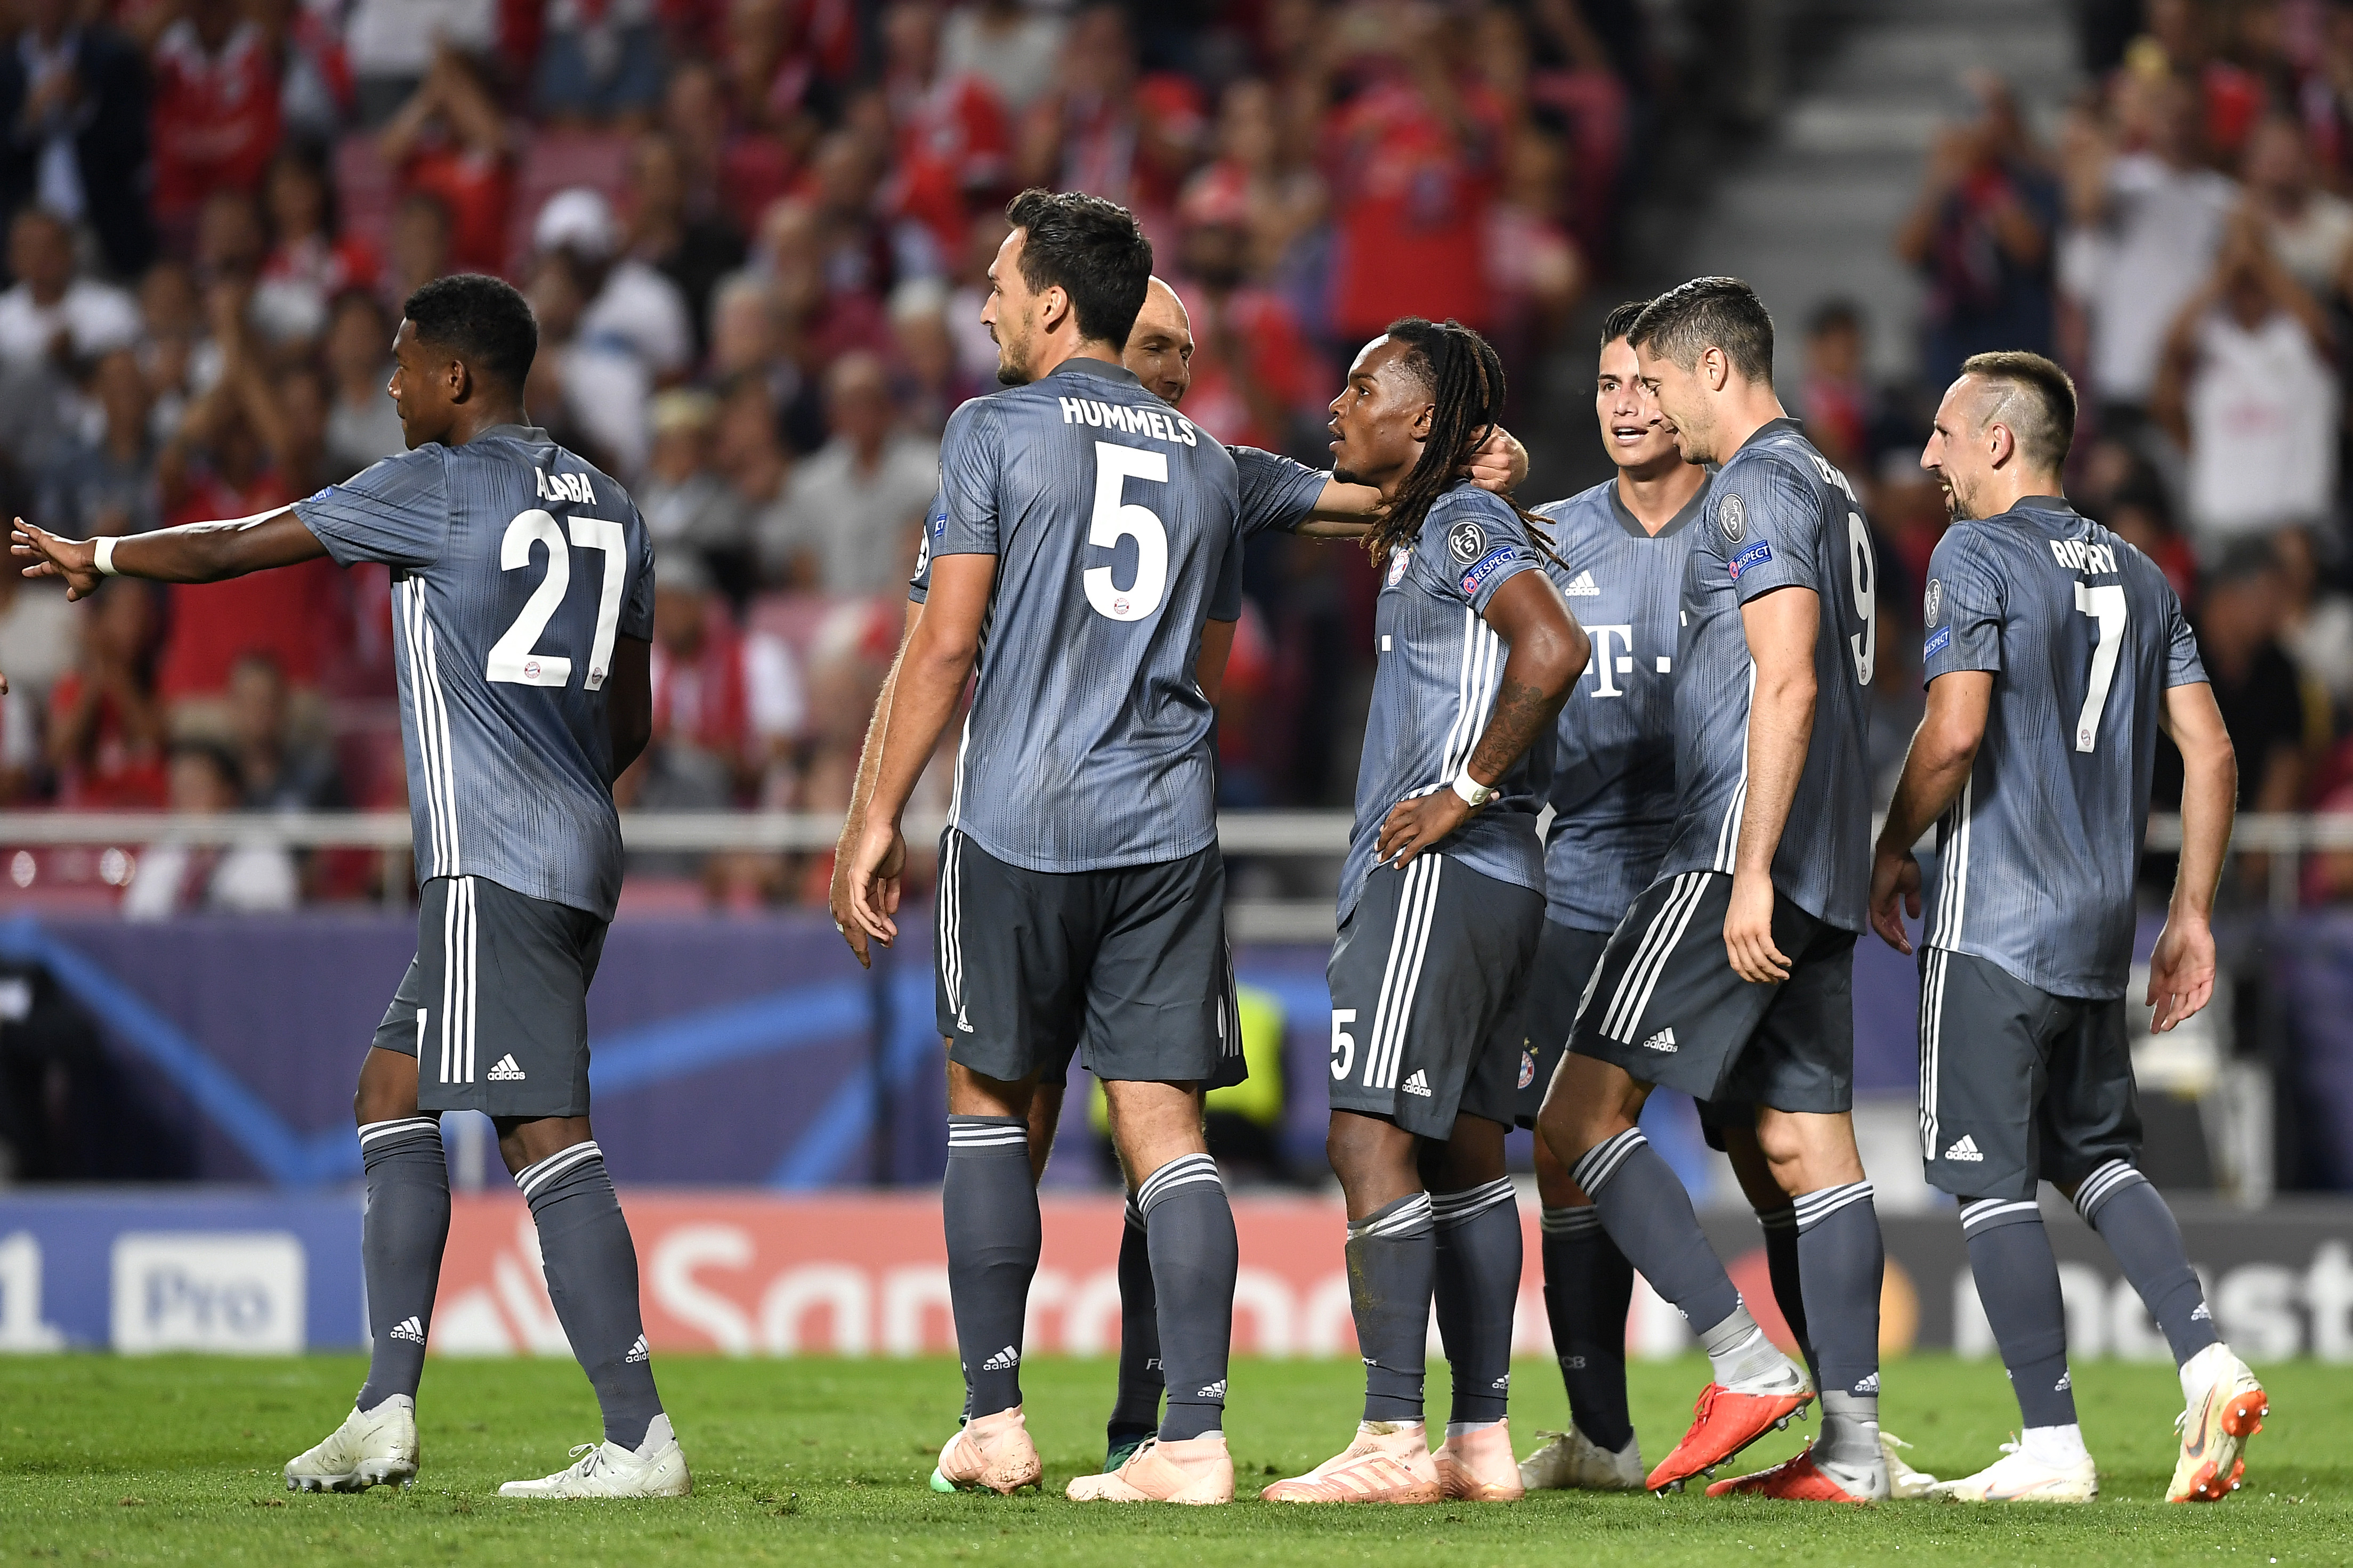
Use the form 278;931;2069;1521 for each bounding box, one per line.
0;1353;2344;1565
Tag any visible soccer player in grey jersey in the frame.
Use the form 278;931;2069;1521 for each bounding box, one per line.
1263;320;1587;1507
1539;277;1890;1502
839;192;1250;1507
1871;352;2265;1505
12;275;689;1499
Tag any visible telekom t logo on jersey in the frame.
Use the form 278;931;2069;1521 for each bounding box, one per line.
1587;626;1637;698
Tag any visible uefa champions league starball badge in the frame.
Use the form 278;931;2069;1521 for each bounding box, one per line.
1448;521;1487;563
1718;492;1745;543
1924;577;1942;624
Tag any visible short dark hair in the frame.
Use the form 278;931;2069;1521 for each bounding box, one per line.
1629;276;1775;384
1808;299;1862;339
1598;298;1650;351
403;273;538;393
1004;188;1154;347
1959;350;2077;472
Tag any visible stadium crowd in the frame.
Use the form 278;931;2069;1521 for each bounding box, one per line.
3;0;2353;915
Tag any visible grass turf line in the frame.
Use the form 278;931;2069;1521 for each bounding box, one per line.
0;1353;2343;1566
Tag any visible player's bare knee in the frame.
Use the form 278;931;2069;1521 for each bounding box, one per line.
1425;1114;1507;1190
352;1046;420;1126
1531;1133;1588;1207
1755;1108;1863;1193
944;1059;1036;1120
1104;1078;1207;1177
495;1115;594;1176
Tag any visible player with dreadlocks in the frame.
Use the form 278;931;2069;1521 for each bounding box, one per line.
1265;318;1589;1506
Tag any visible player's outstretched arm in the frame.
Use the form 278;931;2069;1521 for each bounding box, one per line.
830;600;922;966
844;556;997;946
1377;571;1587;867
1296;427;1530;539
12;509;327;599
1867;671;1992;955
1726;586;1821;984
2149;680;2237;1032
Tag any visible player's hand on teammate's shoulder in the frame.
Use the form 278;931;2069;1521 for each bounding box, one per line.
1867;847;1922;956
842;816;908;947
10;517;100;604
1459;428;1529;496
1377;791;1470;868
1722;867;1792;984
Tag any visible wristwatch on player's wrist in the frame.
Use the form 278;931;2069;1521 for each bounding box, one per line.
1451;773;1498;811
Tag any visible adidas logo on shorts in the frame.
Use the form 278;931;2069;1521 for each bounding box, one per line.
388;1315;425;1345
1564;570;1600;597
1943;1134;1985;1163
1641;1027;1677;1053
956;1009;975;1034
487;1054;528;1081
625;1334;650;1364
2055;1372;2071;1393
981;1345;1020;1371
1402;1069;1433;1098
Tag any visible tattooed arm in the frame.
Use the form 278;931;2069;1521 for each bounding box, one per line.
1378;570;1589;866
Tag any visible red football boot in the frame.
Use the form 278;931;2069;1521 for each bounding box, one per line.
1645;1380;1814;1492
1705;1441;1880;1502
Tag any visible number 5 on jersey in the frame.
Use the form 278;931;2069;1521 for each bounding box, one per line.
1087;442;1168;622
487;507;628;690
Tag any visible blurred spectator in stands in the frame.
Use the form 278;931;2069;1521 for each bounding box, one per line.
147;0;282;253
1794;299;1889;484
1483;129;1583;380
261;0;353;142
2128;0;2262;165
1188;78;1327;321
942;0;1065;114
193;188;268;293
522;246;645;476
322;289;404;479
2276;525;2353;712
2203;539;2319;815
0;482;72;797
882;0;1010;270
122;741;298;916
757;350;935;594
378;45;513;275
626;132;743;360
134;260;207;446
224;651;339;811
705;271;797;410
0;208;139;371
537;0;666;127
945;207;1010;392
885;274;974;435
2153;213;2336;557
39;347;157;538
1170;173;1315;451
2063;68;2237;436
255;147;378;350
711;369;792;596
381;189;452;310
1019;6;1202;245
638;386;749;590
1895;72;2060;393
0;0;156;279
536;185;694;389
1319;2;1502;345
2240;115;2353;302
47;580;167;808
2104;470;2202;605
345;0;496;127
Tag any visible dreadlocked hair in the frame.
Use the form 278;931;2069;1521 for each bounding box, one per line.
1361;317;1567;570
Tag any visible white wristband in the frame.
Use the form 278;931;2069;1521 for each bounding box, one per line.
92;536;118;576
1452;773;1497;810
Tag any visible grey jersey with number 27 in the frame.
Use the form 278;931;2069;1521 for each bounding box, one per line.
295;425;656;920
1921;498;2205;998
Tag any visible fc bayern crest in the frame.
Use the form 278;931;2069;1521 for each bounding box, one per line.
1923;576;1943;624
1448;520;1487;563
1386;545;1414;587
1718;493;1746;543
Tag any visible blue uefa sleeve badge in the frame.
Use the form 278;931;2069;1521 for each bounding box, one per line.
1923;625;1952;658
1460;546;1519;596
1728;540;1774;580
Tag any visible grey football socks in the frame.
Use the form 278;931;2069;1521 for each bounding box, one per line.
1107;1195;1163;1447
1540;1204;1635;1452
515;1141;665;1451
1572;1129;1743;1339
1347;1191;1436;1423
1961;1197;2078;1428
1794;1181;1883;1473
2075;1160;2220;1367
1137;1152;1236;1444
1757;1202;1820;1391
944;1116;1041;1419
1432;1177;1519;1426
355;1116;449;1413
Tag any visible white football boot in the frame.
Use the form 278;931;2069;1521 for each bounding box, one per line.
1516;1426;1645;1492
284;1395;420;1492
1929;1440;2098;1503
1880;1432;1940;1499
498;1414;692;1498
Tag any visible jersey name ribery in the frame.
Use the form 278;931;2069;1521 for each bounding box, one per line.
2050;539;2120;574
1057;396;1200;447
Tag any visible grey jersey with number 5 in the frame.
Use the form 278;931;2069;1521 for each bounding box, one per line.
1531;475;1709;932
921;359;1242;873
294;425;656;919
1655;419;1876;931
1921;498;2205;998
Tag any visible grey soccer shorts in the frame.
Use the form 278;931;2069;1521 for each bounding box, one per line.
1327;854;1544;1141
933;827;1238;1086
1514;920;1611;1128
371;874;609;1119
1917;946;2141;1201
1567;869;1855;1114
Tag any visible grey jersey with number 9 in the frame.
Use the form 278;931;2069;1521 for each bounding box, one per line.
294;425;655;919
921;359;1243;873
1921;498;2205;998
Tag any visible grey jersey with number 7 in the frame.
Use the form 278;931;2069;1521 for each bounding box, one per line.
1920;498;2205;998
294;425;655;919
